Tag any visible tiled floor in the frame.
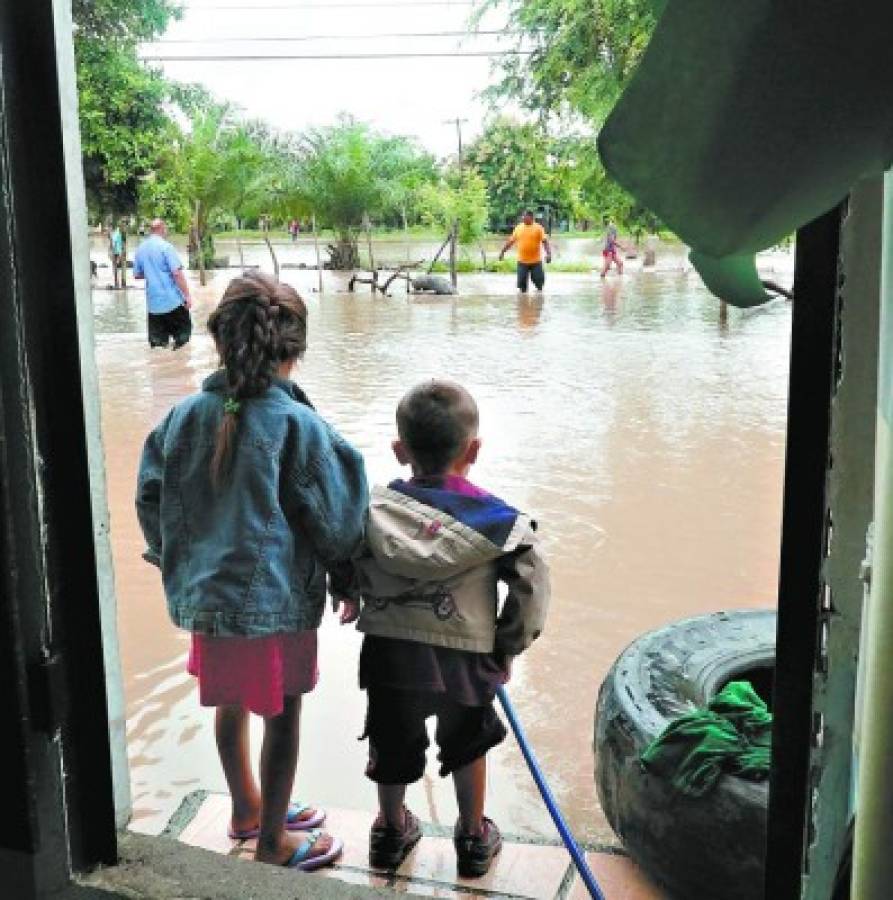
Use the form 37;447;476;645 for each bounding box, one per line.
170;793;667;899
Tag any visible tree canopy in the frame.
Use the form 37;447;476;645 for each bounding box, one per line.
418;170;490;248
73;0;182;216
474;0;657;121
465;119;582;229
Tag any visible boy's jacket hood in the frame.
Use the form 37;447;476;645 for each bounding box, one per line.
363;480;534;582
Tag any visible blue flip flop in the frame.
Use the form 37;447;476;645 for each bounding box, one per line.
228;802;327;840
283;829;344;872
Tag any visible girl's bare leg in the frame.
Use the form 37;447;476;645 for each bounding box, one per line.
215;705;262;831
254;695;334;865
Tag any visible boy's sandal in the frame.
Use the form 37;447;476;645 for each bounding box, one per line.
283;829;343;872
454;816;503;878
228;801;326;840
369;806;423;871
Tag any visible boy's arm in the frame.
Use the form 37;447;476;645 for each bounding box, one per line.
495;528;550;657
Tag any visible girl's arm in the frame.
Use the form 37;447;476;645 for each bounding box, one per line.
135;413;172;566
283;424;369;588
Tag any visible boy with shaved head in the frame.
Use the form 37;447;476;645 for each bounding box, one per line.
343;379;550;877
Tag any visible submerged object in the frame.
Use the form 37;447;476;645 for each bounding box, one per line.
595;609;776;900
411;274;456;295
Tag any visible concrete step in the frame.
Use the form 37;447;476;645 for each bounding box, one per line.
165;792;666;899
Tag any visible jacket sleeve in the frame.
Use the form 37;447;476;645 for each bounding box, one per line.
135;412;172;568
283;423;369;596
494;525;550;657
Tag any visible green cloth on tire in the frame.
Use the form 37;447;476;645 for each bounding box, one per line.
598;0;893;307
640;681;772;796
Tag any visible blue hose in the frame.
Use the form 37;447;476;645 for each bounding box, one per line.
496;684;607;900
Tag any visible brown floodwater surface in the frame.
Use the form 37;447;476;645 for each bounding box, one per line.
94;258;791;843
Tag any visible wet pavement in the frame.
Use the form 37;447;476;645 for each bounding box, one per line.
92;245;792;848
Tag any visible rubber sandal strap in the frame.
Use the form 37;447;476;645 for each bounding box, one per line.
287;829;322;866
286;802;311;820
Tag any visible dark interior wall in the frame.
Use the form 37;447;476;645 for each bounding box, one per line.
0;1;117;894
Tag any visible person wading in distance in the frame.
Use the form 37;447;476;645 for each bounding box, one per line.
133;218;194;349
498;209;552;294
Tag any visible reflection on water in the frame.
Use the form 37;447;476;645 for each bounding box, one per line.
96;258;792;843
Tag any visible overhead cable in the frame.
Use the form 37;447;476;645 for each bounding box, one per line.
181;2;478;10
149;30;523;44
140;50;533;61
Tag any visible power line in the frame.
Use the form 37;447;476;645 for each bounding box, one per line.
149;30;523;44
140;50;533;61
180;2;478;10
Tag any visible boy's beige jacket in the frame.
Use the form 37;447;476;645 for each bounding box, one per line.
355;485;549;655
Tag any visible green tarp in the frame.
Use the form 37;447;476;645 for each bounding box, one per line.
599;1;893;306
640;680;772;796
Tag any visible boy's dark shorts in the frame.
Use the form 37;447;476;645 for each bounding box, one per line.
148;305;192;348
363;686;507;784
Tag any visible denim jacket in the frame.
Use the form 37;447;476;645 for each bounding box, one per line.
136;370;368;637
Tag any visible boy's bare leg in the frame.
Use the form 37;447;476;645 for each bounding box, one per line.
452;756;486;835
215;705;262;830
378;784;408;829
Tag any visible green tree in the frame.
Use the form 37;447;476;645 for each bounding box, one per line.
150;106;270;284
284;119;435;269
73;0;182;217
472;1;662;236
474;0;657;120
464;118;577;230
418;171;490;265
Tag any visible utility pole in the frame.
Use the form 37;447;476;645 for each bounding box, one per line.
444;117;468;166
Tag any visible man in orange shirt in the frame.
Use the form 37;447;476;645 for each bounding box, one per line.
498;209;552;293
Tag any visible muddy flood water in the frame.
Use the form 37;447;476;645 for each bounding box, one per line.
92;245;792;845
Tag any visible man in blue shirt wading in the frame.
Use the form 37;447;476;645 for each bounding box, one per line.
133;218;193;349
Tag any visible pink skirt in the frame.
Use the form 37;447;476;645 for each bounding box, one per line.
187;630;319;717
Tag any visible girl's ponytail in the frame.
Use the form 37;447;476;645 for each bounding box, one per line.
207;272;308;488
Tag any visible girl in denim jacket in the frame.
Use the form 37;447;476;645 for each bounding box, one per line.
136;273;368;871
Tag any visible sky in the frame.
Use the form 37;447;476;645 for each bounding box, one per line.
140;0;521;158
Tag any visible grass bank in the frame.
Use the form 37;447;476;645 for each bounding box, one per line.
429;259;592;274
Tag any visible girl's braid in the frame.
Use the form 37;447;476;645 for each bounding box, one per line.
207;272;308;486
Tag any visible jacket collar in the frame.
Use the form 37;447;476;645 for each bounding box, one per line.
202;369;314;409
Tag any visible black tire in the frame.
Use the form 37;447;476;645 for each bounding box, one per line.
594;609;776;900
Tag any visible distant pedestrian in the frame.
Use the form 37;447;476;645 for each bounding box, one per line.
109;221;127;289
133;219;193;349
289;220;300;242
498;209;552;293
600;219;626;278
136;272;368;871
